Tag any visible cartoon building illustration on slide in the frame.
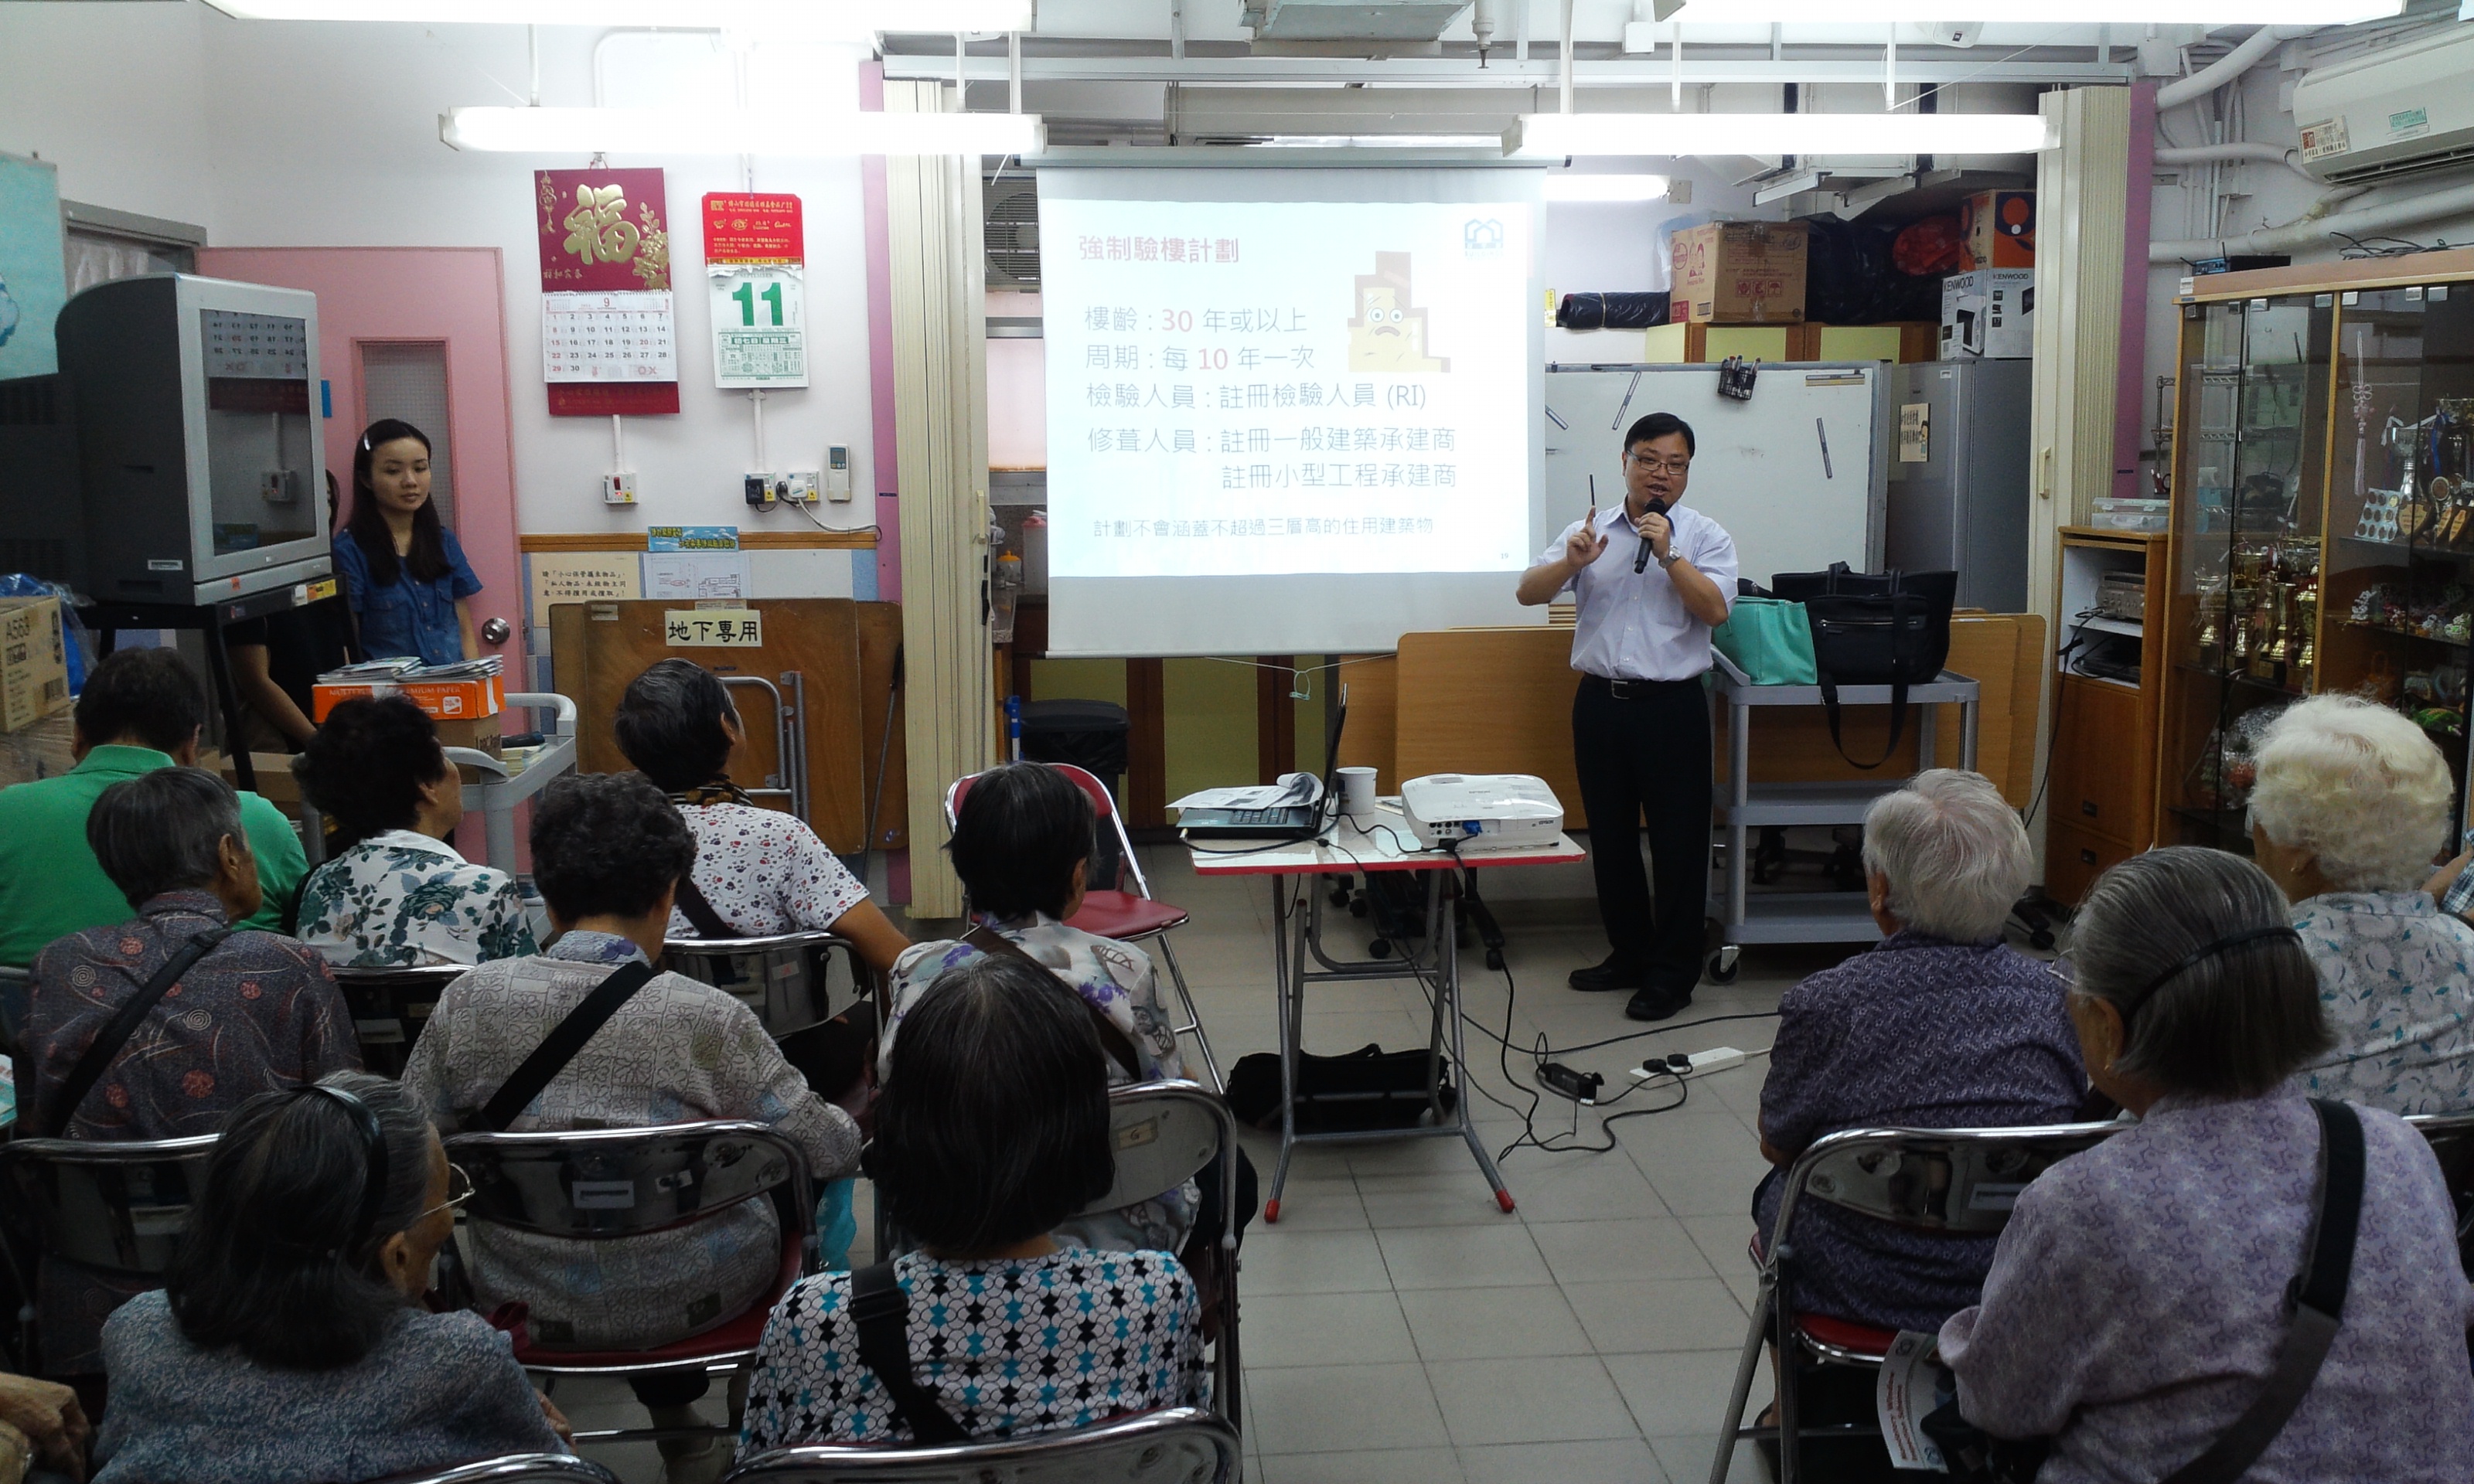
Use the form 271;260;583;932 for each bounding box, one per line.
1348;251;1448;373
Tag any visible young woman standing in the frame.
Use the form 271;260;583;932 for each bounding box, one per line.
332;419;483;665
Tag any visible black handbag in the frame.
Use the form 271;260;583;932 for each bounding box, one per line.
1769;562;1958;769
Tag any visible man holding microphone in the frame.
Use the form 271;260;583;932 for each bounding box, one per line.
1517;412;1737;1022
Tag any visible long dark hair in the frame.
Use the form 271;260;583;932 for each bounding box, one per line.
346;418;447;587
165;1073;435;1370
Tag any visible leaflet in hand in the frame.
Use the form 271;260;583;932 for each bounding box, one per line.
1167;771;1323;814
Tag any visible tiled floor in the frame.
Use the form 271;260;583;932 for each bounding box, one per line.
564;845;1852;1484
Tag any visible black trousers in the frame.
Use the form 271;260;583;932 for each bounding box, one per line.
1571;674;1713;990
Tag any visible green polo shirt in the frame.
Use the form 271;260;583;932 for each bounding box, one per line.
0;744;304;966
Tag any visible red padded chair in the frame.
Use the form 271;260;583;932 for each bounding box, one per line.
445;1121;817;1448
945;764;1220;1088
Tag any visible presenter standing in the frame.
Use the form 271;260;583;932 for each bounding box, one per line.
1517;413;1736;1021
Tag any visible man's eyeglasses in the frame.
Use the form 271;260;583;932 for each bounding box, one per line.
420;1163;476;1224
1624;453;1692;475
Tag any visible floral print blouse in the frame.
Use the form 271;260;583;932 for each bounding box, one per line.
884;914;1194;1254
297;829;536;968
666;801;870;938
739;1248;1205;1451
2292;890;2474;1115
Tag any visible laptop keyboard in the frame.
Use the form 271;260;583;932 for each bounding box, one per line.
1226;808;1286;825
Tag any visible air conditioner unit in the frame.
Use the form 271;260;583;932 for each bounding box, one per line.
985;175;1039;290
2292;26;2474;186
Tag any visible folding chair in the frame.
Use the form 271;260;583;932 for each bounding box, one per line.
332;963;468;1078
665;932;881;1038
2408;1109;2474;1275
944;764;1220;1089
443;1121;817;1448
0;1133;220;1372
719;1405;1238;1484
363;1455;624;1484
1709;1120;2122;1484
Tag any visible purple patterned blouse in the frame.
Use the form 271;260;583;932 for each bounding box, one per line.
1941;1089;2474;1483
1754;931;2086;1332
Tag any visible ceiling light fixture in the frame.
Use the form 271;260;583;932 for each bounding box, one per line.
1509;111;2053;158
440;106;1045;155
1542;173;1674;201
208;0;1034;30
1652;0;2397;18
1244;134;1509;149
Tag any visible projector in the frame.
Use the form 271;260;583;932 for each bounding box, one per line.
1399;774;1565;850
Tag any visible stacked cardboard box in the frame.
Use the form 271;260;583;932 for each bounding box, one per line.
1670;222;1810;325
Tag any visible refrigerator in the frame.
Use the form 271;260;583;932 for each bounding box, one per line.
1883;359;2033;613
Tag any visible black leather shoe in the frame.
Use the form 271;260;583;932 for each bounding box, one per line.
1569;956;1647;992
1624;985;1694;1022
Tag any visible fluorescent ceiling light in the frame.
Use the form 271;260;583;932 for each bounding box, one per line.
441;106;1044;155
1658;0;2400;16
1544;173;1672;201
1244;134;1507;148
208;0;1034;29
1510;111;2053;158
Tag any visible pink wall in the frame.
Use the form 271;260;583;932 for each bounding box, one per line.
196;246;523;664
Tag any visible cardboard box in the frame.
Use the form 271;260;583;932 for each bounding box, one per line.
1671;222;1809;325
0;712;76;788
313;672;505;726
1959;190;2036;269
1;595;71;733
1940;270;2036;360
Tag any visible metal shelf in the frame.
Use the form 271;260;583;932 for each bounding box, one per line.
1718;781;1912;828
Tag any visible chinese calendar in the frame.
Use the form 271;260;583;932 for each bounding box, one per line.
542;291;678;384
704;192;809;390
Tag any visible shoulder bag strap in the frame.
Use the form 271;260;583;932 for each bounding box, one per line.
478;960;659;1132
44;928;231;1137
2158;1098;2366;1484
671;873;740;939
962;924;1143;1079
1815;675;1908;771
850;1261;969;1444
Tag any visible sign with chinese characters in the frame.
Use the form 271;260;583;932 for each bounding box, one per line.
704;192;807;390
663;608;765;647
537;168;677;417
527;551;642;631
1898;402;1930;464
646;525;740;552
1038;198;1532;579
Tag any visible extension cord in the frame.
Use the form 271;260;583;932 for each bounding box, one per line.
1631;1046;1748;1080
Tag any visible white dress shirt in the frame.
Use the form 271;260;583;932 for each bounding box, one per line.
1542;503;1740;681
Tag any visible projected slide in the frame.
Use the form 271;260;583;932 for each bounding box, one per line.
1043;199;1533;580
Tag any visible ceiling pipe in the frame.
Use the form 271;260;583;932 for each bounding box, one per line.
2155;141;2316;183
2154;24;2312;111
2150;175;2474;263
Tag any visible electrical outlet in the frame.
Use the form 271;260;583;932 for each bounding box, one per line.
601;471;638;505
744;473;776;509
259;469;300;504
782;471;820;504
1632;1047;1747;1081
825;444;854;502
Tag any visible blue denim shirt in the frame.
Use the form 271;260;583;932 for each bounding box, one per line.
333;528;482;665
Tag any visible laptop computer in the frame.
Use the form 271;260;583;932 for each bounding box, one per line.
1179;686;1348;839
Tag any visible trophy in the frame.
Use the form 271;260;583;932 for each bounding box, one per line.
2295;580;2319;685
2195;573;2226;665
2252;580;2295;684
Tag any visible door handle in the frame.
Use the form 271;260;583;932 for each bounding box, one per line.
480;616;513;645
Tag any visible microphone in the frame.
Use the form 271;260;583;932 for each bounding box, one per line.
1631;495;1670;574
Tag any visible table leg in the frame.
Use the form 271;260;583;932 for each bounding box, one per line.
1265;875;1307;1224
1961;693;1979;771
1440;870;1515;1213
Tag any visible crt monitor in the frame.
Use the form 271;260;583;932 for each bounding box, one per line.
32;274;329;607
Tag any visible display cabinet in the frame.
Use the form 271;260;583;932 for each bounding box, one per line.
2155;250;2474;853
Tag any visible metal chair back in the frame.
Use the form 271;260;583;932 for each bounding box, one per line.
444;1121;815;1256
663;932;874;1038
943;764;1140;901
1079;1081;1229;1217
0;1134;220;1275
2408;1109;2474;1274
719;1407;1237;1484
332;963;468;1077
360;1454;624;1484
1772;1119;2126;1240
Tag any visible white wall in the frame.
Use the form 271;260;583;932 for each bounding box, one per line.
0;6;881;559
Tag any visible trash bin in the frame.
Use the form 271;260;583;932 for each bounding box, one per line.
1020;699;1133;887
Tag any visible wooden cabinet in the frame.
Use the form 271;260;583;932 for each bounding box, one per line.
2044;527;2166;904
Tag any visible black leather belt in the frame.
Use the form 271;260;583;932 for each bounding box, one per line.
1583;674;1699;701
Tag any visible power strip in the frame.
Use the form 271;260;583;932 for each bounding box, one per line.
1536;1062;1605;1105
1631;1047;1748;1081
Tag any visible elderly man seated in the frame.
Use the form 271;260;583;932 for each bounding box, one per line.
1753;768;2085;1333
2251;694;2474;1115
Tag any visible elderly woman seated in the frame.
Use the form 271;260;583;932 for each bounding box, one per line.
612;658;908;974
93;1073;569;1484
293;695;537;966
1753;768;2084;1333
23;766;357;1382
403;771;859;1480
884;761;1193;1254
2249;693;2474;1115
739;953;1205;1450
1941;846;2474;1479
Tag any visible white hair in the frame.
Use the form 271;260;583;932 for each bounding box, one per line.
2249;694;2452;892
1861;769;2032;942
